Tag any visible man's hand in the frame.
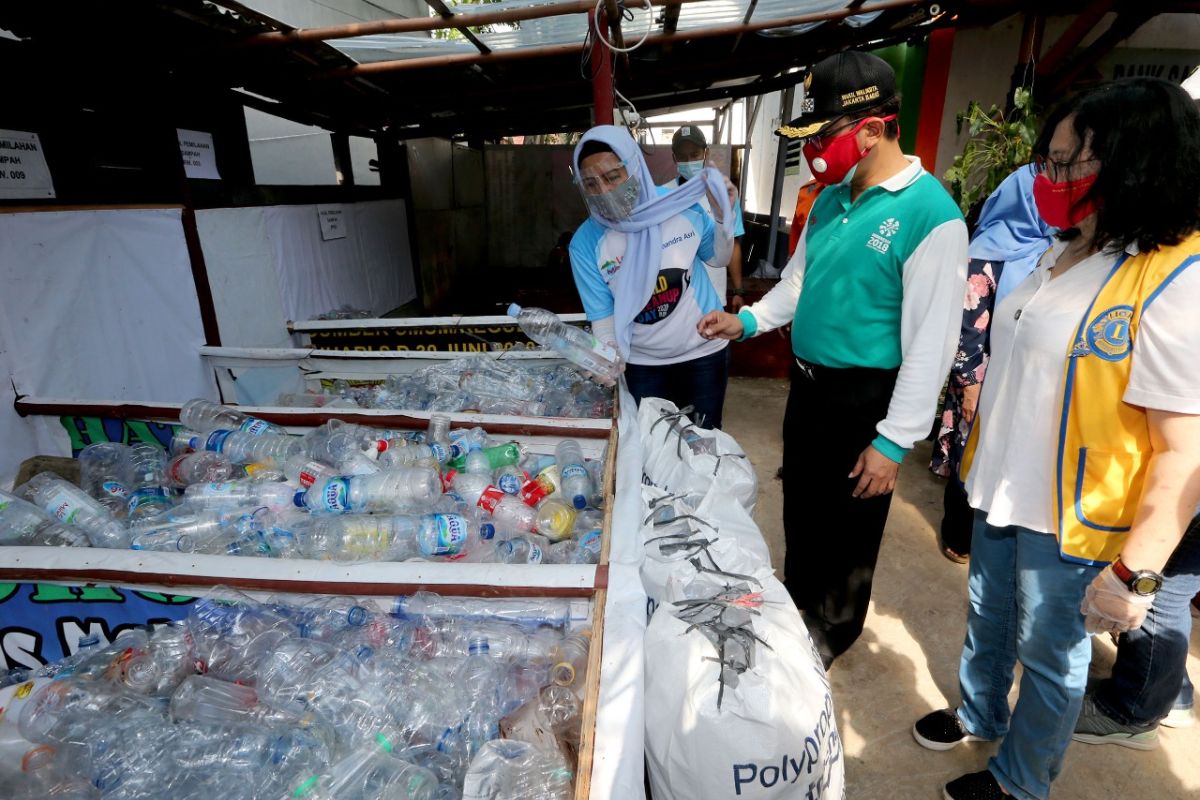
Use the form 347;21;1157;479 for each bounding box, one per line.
849;445;899;499
731;294;746;312
1081;566;1154;635
961;382;981;423
697;310;744;341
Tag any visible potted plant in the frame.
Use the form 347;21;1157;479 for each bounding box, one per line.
943;87;1039;221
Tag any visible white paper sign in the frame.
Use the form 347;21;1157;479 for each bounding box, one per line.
177;129;221;180
318;204;346;240
0;129;55;199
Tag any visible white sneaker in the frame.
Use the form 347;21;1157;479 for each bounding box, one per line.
1162;707;1195;729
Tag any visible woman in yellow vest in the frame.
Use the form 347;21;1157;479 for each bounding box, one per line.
911;78;1200;800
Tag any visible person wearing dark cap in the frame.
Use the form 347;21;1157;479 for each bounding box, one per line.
660;126;748;311
698;50;968;666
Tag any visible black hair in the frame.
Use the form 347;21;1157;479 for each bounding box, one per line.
577;140;615;163
1034;77;1200;252
863;95;901;140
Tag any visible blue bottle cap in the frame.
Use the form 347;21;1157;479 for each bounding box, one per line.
480;523;496;540
347;606;368;626
293;490;307;508
573;495;587;510
506;303;522;317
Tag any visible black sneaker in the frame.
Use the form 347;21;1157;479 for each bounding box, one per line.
944;771;1007;800
913;708;988;751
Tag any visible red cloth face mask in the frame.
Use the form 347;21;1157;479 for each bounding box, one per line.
802;116;895;186
1032;172;1099;229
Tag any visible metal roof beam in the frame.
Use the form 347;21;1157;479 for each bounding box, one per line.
235;0;703;47
423;0;491;55
318;0;940;78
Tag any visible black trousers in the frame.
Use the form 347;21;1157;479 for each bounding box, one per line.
782;360;899;667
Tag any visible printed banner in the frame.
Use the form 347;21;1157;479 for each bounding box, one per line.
59;415;180;456
0;583;195;670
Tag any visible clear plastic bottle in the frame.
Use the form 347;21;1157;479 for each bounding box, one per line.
283;453;341;489
17;472;129;549
534;498;577;542
125;443;173;521
507;303;621;385
128;509;225;552
451;472;492;507
554;440;593;510
294;746;439;800
77;442;132;517
477;487;536;534
163;450;234;488
180;398;287;436
182;479;298;512
495;534;548;565
449;442;522;473
0;489;92;547
494;465;526;496
379;442;439;470
549;628;591;690
297;468;442;514
197;430;300;466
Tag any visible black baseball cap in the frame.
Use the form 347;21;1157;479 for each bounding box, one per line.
777;51;897;140
672;126;708;150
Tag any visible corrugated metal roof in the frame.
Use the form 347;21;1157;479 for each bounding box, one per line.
306;1;894;62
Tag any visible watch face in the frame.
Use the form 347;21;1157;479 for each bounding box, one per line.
1132;575;1162;595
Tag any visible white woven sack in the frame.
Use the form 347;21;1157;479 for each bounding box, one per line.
644;570;845;800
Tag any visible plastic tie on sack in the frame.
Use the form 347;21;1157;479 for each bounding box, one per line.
671;583;776;709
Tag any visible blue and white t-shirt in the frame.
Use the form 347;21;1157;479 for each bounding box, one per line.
569;200;727;366
660;176;745;301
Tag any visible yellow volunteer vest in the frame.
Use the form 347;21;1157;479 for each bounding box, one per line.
962;233;1200;565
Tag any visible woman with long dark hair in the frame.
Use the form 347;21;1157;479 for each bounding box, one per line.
912;77;1200;800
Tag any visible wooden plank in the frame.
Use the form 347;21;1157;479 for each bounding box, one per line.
574;586;607;799
0;204;185;214
599;425;618;566
290;313;588;331
0;566;598;598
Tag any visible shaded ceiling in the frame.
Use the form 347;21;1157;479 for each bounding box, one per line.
0;0;1185;141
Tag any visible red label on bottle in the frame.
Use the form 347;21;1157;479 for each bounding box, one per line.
441;469;457;493
519;479;547;507
477;486;505;513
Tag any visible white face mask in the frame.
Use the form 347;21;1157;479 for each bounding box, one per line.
677;160;704;181
584;174;641;221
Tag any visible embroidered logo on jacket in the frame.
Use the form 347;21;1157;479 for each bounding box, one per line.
1080;305;1134;361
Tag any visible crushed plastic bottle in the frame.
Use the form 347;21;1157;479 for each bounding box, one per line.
507;303;621;385
180;398;288;436
17;472;129;549
297;468;442;514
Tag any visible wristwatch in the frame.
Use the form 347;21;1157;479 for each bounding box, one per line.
1111;557;1164;596
731;287;746;297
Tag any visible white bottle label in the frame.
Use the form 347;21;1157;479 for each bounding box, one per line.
240;419;272;436
560;464;588;481
319;479;352;512
526;542;544;564
419;514;468;557
579;529;602;553
205;482;235;494
588;335;619;362
44;490;82;524
101;481;129;499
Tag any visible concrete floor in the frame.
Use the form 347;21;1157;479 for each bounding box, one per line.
722;377;1200;800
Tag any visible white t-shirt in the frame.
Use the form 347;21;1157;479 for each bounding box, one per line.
966;240;1200;534
660;177;745;301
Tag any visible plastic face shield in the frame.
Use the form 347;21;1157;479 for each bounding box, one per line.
572;159;640;221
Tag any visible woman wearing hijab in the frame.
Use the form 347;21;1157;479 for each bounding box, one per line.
930;164;1055;562
567;125;737;428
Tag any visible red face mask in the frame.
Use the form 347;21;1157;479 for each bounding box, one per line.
802;116;895;186
1032;172;1099;229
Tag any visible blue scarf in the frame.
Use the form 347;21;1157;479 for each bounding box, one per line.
573;126;733;356
968;163;1056;306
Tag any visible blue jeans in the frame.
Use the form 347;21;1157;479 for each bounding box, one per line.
956;512;1101;800
1093;516;1200;725
623;346;730;429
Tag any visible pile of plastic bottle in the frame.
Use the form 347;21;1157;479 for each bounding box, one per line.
0;400;606;564
275;356;614;420
0;591;589;799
